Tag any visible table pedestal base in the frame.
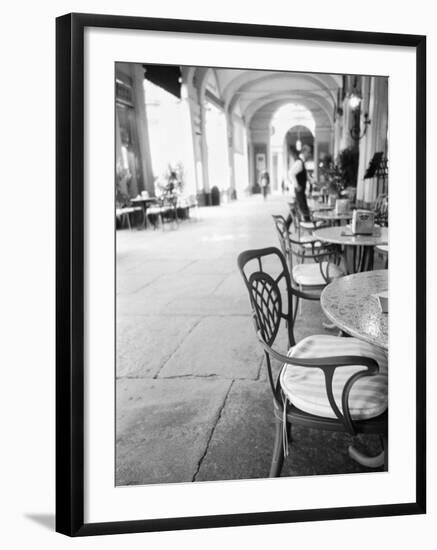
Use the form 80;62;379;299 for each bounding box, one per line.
344;245;375;273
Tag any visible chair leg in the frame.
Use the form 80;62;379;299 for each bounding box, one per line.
269;417;285;478
381;434;388;470
293;295;300;322
348;438;386;468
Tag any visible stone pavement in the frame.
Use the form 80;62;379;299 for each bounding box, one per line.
116;194;383;486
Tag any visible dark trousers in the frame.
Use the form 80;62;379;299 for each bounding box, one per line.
295;189;310;222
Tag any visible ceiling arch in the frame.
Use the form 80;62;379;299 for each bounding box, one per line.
225;71;340;113
248;93;334;131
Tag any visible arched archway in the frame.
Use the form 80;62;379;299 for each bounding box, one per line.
269;104;315;192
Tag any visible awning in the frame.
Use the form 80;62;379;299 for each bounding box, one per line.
142;64;182;99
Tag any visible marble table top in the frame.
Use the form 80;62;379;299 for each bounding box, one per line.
314;225;388;246
321;270;388;349
313;210;354;221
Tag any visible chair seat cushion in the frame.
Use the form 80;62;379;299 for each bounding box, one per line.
376;245;389;253
298;235;324;249
280;335;388;420
116;206;142;215
292;262;343;286
147;206;164;215
300;220;324;230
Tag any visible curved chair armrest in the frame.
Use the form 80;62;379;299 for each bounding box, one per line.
289;238;330;257
311;220;330;229
256;331;379;371
341;368;386;433
291;245;335;262
256;331;381;433
292;287;321;301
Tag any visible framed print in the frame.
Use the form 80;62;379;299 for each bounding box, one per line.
56;13;426;536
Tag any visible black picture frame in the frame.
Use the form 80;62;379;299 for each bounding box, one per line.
56;12;426;537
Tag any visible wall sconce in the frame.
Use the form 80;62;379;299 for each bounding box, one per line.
350;112;371;140
348;75;371;140
349;93;361;110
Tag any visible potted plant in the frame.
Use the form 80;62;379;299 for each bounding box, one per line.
320;159;343;205
115;163;132;207
336;147;359;201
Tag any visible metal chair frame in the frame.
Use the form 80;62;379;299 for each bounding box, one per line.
288;200;326;238
272;214;342;319
237;246;387;477
374;193;389;227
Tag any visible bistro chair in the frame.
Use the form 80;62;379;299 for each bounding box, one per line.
115;205;143;230
288;200;325;238
237;247;388;477
272;214;344;319
374;193;388;227
376;244;389;268
146;194;179;230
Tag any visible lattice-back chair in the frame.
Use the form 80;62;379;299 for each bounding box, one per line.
237;247;388;477
272;215;344;319
374;193;388;227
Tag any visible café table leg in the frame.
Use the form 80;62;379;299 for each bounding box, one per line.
142;205;148;229
344;245;375;273
362;246;374;271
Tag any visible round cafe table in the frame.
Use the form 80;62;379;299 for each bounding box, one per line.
320;270;388;350
313;225;388;273
321;270;388;468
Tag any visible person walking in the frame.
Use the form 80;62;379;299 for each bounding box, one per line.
259;170;270;200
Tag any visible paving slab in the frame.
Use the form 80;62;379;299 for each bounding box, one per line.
180;258;236;276
116;377;232;485
196;380;383;481
195;380;275;481
167;295;250;317
213;271;247;298
117;273;225;316
115;196;385;484
158;316;263;380
281;427;384;477
116;272;160;295
116;315;200;378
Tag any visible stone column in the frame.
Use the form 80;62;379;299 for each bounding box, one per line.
131;64;155;196
356;76;372;203
313;138;319;181
333;111;343;159
199;97;210;197
186;85;202;196
356;76;388;204
227;112;237;197
248;138;255;190
115;108;123;169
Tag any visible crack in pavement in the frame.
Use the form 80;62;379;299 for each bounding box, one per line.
192;380;234;482
153;318;203;379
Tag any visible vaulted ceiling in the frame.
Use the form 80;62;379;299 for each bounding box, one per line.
186;67;342;132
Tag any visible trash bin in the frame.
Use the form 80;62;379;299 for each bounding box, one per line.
210;186;220;206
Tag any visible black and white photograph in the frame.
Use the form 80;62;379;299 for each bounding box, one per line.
115;63;390;486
